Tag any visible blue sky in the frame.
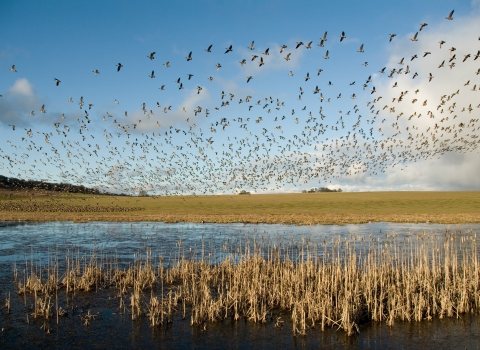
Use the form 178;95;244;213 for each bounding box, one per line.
1;1;479;194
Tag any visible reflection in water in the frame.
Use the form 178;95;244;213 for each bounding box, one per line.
0;221;479;349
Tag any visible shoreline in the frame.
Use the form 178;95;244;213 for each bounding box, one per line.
1;213;480;225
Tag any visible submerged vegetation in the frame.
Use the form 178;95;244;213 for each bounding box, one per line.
13;231;480;336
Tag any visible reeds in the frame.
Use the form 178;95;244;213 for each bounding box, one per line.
14;230;480;335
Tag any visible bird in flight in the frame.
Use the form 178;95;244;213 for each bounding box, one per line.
148;52;155;60
186;51;192;61
93;69;100;75
411;32;418;41
150;70;155;78
249;41;254;50
11;65;17;72
205;44;212;52
54;78;61;86
247;76;253;83
446;10;454;20
389;33;396;42
357;44;364;53
225;45;233;54
419;23;428;31
117;63;123;72
340;31;346;42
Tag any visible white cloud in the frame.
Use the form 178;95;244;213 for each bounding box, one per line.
8;78;34;97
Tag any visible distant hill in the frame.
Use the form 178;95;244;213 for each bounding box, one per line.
0;175;107;195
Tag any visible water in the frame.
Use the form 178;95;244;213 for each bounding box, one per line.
0;221;479;349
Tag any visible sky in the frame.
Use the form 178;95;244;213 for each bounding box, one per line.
0;0;479;195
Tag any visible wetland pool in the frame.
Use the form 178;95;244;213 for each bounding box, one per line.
1;221;480;349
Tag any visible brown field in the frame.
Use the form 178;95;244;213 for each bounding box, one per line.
1;190;480;224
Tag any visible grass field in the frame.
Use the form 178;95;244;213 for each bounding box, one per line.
1;190;480;224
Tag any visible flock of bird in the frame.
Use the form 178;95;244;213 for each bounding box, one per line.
1;9;480;195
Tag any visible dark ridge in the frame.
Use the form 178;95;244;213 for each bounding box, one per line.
0;175;116;195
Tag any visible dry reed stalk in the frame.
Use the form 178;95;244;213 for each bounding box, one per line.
12;231;480;335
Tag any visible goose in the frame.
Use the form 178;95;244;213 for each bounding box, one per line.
324;50;329;59
295;42;303;49
93;69;100;75
411;32;418;41
439;40;446;48
389;34;396;42
280;44;287;53
419;23;428;31
284;53;291;61
247;76;253;83
446;10;454;20
149;70;155;78
249;41;254;50
186;51;192;61
54;78;61;86
239;59;247;66
147;52;155;60
10;64;17;72
225;45;233;54
340;31;346;42
305;41;312;49
263;48;269;55
357;44;364;53
205;44;212;52
116;63;123;71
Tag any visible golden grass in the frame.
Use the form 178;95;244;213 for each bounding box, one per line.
15;231;480;335
1;191;480;224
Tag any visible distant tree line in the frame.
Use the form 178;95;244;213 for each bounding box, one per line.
0;175;110;195
302;187;343;193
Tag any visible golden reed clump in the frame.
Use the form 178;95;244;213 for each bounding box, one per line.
15;231;480;335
